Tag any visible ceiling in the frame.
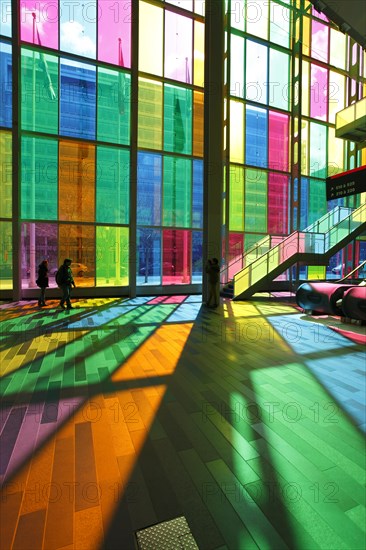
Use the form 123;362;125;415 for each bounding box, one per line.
310;0;366;49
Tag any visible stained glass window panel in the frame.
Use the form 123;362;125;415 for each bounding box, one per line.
244;169;267;233
21;222;57;288
229;100;244;163
96;226;129;286
329;29;346;70
162;229;191;285
163;157;191;228
308;178;326;224
137;152;162;226
246;41;267;104
59;141;95;222
193;91;204;157
59;224;95;286
137;228;161;286
230;0;245;32
96;146;129;224
246;106;267;168
0;221;12;290
192;231;203;283
311;19;328;63
228;233;243;280
270;2;290;48
192;160;203;229
194;21;204;87
310;64;328;120
301;60;310;117
246;0;268;40
0;131;12;218
269;49;289;111
229;165;244;231
138;78;163;149
328;128;344;176
164;85;192;155
230;34;244;98
268;111;289;172
60;59;96;139
139;2;163;76
21;48;58;134
0;43;11;127
165;11;192;84
20;0;58;49
21;136;58;220
97;67;131;145
0;0;11;37
60;0;96;58
328;71;345;124
268;174;289;234
310;122;327;178
98;0;131;67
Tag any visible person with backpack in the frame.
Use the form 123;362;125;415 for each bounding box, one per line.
36;259;49;307
57;258;76;309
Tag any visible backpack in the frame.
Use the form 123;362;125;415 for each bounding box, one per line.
55;269;62;287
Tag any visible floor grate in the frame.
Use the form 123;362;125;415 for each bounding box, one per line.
135;516;199;550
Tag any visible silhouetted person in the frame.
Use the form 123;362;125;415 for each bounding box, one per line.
205;257;220;308
57;258;76;309
36;259;49;307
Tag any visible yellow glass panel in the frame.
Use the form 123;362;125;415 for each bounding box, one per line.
59;142;95;222
328;71;345;124
193;91;204;157
194;21;204;87
229;100;244;164
330;29;346;70
139;2;163;76
308;266;325;279
302;16;310;56
138;78;163;149
328;128;344;176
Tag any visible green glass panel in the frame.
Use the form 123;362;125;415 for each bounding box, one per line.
244;169;267;233
269;49;289;111
310;122;327;178
308;178;326;225
21;136;58;220
163;157;191;228
0;221;12;290
164;84;192;155
229;165;244;231
96;146;130;224
96;226;129;286
138;78;162;149
21;48;58;134
97;67;131;145
0;131;12;218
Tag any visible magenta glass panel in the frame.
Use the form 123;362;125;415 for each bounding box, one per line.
310;64;328;120
162;230;191;285
311;20;329;62
20;0;59;49
268;111;289;172
21;222;58;288
312;7;328;22
98;0;131;67
228;233;243;280
268;174;289;234
164;11;192;84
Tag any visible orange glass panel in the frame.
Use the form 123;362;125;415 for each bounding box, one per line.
193;91;204;157
59;141;95;222
58;224;95;286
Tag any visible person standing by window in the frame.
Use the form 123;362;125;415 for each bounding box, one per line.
36;260;49;307
57;258;76;310
205;257;220;308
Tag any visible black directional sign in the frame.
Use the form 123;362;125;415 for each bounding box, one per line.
326;166;366;201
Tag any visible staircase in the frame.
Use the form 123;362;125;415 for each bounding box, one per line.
226;204;366;300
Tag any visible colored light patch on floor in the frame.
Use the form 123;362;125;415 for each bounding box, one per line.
165;302;201;323
247;365;366;549
112;323;194;381
305;353;366;431
267;314;354;354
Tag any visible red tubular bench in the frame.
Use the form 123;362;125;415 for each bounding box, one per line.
296;282;355;315
341;286;366;321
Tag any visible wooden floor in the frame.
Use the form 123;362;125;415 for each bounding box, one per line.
0;295;365;550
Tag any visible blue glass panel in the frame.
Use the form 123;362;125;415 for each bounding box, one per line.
192;160;203;229
137;228;161;286
300;177;308;230
245;106;267;168
60;59;96;139
0;43;12;127
192;231;203;283
137;152;162;226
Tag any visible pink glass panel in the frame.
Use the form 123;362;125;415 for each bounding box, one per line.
268;174;289;234
228;233;243;280
310;64;328;120
98;0;131;67
268;111;289;172
164;11;192;83
311;20;329;62
20;0;59;49
162;230;191;285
